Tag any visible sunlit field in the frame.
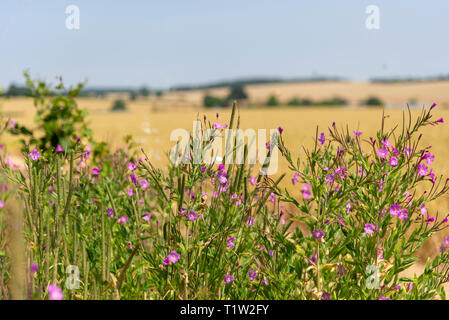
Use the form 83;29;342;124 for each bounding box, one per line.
2;80;449;298
3;90;449;253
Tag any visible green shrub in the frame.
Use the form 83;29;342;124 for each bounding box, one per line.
266;95;279;106
363;96;384;107
203;95;225;108
8;72;93;153
138;86;150;97
287;97;313;106
111;99;127;112
4;83;32;97
226;85;248;102
129;91;137;101
318;96;348;106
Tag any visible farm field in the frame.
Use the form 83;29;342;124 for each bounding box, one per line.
163;80;449;107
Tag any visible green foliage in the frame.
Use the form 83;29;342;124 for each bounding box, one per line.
138;86;150;97
363;96;384;107
318;96;348;106
0;81;448;300
8;72;93;153
277;105;449;299
266;95;279;106
4;84;32;97
226;85;248;101
203;95;226;108
129;91;137;101
111;99;127;112
287;97;313;106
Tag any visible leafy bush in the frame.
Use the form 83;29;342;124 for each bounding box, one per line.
266;95;279;106
226;85;248;102
363;96;384;107
203;95;226;108
285;96;347;107
8;72;92;153
287;97;313;106
138;86;150;97
318;96;348;106
4;84;32;97
129;91;137;101
111;99;127;112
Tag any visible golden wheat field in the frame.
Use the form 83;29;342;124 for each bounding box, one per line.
1;81;449;292
163;80;449;107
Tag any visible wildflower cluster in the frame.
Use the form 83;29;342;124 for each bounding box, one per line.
0;100;448;300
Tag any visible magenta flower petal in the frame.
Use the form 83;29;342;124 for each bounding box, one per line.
29;149;41;161
313;229;325;240
377;148;388;159
47;284;63;300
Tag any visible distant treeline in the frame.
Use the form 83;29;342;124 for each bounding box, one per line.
370;73;449;83
255;95;383;108
170;76;343;91
203;84;384;108
0;84;162;98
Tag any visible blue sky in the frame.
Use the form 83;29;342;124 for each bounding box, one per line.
1;0;448;89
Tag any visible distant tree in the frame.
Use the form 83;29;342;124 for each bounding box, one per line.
319;97;348;106
203;95;225;108
129;91;137;101
226;85;248;102
266;95;279;106
287;97;301;106
155;90;164;98
139;86;150;97
287;97;313;106
5;84;32;97
363;96;384;107
111;99;127;112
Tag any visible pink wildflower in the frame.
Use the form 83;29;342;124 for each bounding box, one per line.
377;148;388;159
389;204;402;217
398;209;409;220
226;237;236;248
224;274;235;284
302;184;312;199
47;284;63;300
389;156;398;167
29;149;41;161
313;229;325;240
127;162;136;171
117;215;128;224
364;223;376;235
187;210;198;221
318;132;325;145
417;164;428;176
